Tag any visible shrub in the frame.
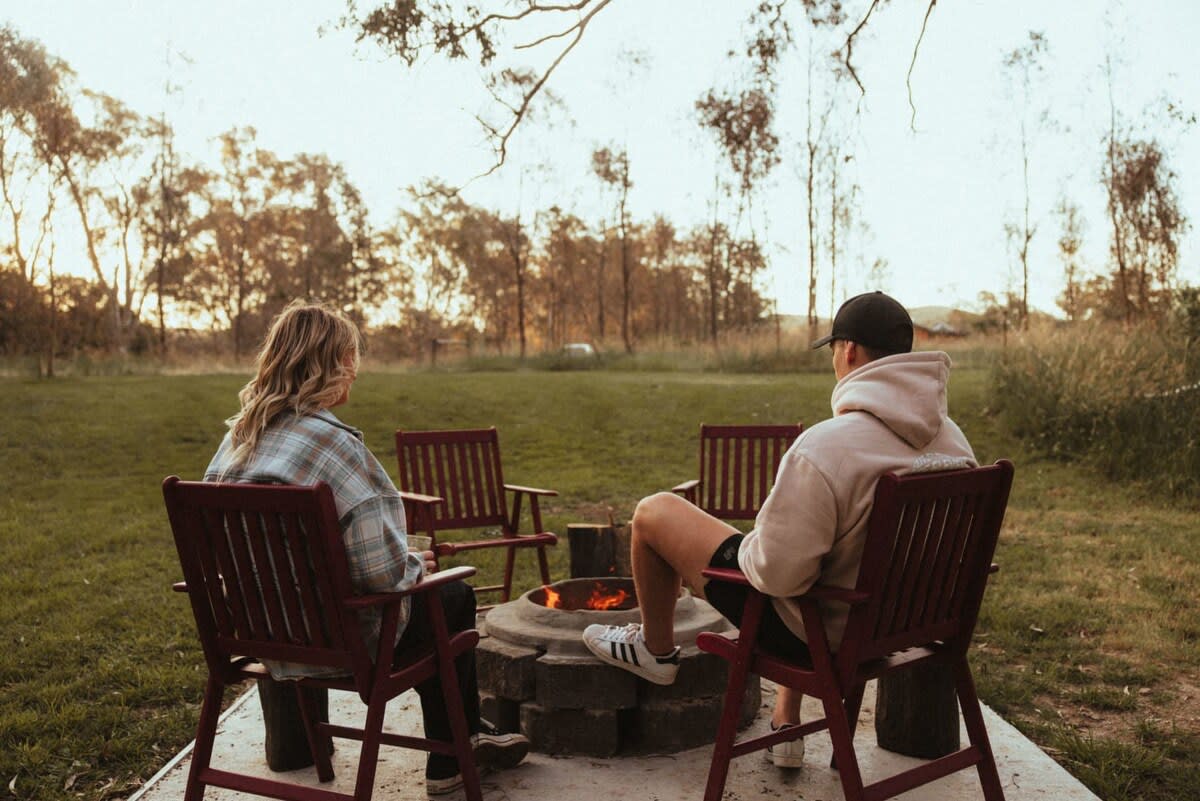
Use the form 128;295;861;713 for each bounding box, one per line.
990;322;1199;494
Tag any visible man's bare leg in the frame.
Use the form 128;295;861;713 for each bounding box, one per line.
630;492;736;654
631;493;805;730
773;687;803;726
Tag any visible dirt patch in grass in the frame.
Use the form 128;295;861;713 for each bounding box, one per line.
1032;679;1200;743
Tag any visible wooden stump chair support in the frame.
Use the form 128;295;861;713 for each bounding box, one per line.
395;427;558;608
163;476;484;801
697;460;1015;801
672;423;804;521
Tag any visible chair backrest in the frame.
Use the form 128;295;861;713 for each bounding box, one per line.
163;477;373;688
836;460;1014;677
697;424;804;520
395;427;510;531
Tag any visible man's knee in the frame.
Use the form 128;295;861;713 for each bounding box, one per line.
632;492;685;540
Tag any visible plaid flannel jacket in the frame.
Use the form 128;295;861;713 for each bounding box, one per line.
205;409;423;679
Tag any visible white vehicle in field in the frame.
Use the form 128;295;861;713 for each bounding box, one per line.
561;343;597;358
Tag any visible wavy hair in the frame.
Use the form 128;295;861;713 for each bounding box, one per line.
224;301;362;469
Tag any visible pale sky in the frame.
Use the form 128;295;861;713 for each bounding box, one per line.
5;1;1199;317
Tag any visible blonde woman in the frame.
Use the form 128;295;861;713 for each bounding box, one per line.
206;301;528;795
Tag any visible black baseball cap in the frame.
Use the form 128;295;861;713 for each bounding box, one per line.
810;291;913;354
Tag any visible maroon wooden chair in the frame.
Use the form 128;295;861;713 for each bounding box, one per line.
395;427;558;607
163;476;483;801
697;460;1015;801
672;423;804;521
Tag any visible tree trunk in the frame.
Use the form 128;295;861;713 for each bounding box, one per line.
62;168;122;349
46;263;57;379
256;678;331;771
875;664;960;759
565;523;633;578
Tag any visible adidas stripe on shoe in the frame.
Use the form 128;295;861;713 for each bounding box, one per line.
581;622;680;685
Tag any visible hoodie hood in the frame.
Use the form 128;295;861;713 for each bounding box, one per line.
830;351;952;449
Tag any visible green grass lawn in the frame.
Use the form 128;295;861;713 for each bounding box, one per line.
1;368;1196;801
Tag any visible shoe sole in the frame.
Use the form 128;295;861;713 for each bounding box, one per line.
581;638;678;685
426;775;465;795
473;735;530;771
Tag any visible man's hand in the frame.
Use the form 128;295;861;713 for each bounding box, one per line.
418;550;438;574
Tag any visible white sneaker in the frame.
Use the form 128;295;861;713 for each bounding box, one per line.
581;623;680;685
765;722;806;768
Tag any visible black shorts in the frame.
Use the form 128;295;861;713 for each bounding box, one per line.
703;534;812;664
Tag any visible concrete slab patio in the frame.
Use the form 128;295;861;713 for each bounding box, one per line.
129;678;1099;801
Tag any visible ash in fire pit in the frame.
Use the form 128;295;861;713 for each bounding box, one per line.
477;577;760;757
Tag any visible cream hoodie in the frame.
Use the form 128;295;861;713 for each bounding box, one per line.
737;351;976;649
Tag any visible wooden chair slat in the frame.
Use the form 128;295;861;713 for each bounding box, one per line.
242;510;292;645
890;498;939;637
212;508;258;640
278;509;330;649
906;497;952;631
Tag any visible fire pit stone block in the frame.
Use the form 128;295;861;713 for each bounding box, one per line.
627;696;734;753
534;654;638;710
519;703;621;757
637;647;736;702
479;692;521;734
476;637;539;701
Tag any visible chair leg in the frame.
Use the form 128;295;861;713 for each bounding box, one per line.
831;682;867;771
351;694;389;801
441;663;482;801
183;675;225;801
954;660;1006;801
295;685;334;783
427;589;483;801
820;690;868;801
703;664;750;801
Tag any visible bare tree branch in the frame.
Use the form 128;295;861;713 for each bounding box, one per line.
842;0;882;97
475;0;612;179
907;0;937;130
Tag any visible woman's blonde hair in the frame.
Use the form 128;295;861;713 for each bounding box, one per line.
225;301;362;467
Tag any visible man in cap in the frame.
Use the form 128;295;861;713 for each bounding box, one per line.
582;291;976;767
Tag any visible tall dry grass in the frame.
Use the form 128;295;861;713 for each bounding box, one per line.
990;320;1199;495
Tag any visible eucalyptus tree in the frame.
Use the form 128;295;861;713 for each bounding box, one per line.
591;145;634;353
1001;30;1049;330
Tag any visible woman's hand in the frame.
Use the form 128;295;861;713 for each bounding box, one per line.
419;550;438;574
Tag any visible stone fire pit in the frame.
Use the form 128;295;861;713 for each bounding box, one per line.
477;577;760;756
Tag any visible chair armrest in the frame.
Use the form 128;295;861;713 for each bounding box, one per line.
701;567;870;605
505;483;558;497
438;533;557;556
172;581;188;593
701;566;751;586
343;566;478;609
799;585;871;605
398;490;445;507
672;479;700;494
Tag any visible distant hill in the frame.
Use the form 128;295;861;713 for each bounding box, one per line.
779;306;979;331
910;306;976;326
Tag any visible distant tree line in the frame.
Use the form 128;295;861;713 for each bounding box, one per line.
0;25;782;372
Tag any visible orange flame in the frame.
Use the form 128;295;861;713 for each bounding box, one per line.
539;581;632;610
586;582;629;610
